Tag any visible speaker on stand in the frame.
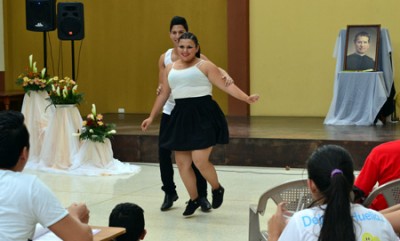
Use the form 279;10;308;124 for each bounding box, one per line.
57;2;84;81
26;0;56;70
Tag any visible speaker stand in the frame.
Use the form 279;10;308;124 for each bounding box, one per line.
71;40;76;81
43;31;47;72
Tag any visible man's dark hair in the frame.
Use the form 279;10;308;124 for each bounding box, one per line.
354;31;371;43
0;111;29;169
109;202;145;241
170;16;188;32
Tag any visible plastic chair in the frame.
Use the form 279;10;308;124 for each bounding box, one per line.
248;179;313;241
362;178;400;208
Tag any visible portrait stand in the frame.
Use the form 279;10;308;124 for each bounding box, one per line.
324;28;394;125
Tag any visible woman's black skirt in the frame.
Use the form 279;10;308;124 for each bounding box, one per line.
160;95;229;151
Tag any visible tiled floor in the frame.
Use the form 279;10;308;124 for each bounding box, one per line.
25;163;308;241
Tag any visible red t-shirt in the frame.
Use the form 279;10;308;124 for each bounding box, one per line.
354;140;400;211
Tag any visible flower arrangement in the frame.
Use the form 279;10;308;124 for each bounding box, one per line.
16;55;52;93
47;76;84;105
78;104;116;143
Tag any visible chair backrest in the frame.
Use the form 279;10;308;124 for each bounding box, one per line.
362;178;400;208
256;179;313;215
249;179;313;241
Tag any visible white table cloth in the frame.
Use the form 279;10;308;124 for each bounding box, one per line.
21;91;55;163
39;104;82;169
26;105;140;176
70;139;141;176
324;72;388;125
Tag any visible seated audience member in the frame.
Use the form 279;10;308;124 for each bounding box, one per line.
0;110;92;241
354;140;400;210
267;145;397;241
109;202;146;241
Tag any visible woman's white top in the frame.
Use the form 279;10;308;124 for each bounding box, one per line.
168;60;212;99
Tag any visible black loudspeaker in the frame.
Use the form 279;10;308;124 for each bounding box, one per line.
57;2;84;40
26;0;56;32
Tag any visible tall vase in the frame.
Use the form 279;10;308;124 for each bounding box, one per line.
39;104;82;169
21;90;55;163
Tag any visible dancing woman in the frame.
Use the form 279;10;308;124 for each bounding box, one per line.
157;16;233;212
142;32;259;216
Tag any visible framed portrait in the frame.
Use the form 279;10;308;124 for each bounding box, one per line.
344;24;380;71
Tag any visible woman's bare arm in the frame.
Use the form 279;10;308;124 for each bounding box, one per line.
199;61;259;104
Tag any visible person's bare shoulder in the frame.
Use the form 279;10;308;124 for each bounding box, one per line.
200;53;209;61
198;59;217;71
158;53;166;69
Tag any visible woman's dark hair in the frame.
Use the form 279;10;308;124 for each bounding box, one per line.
307;145;355;241
179;32;201;58
0;111;29;169
169;16;188;32
109;202;145;241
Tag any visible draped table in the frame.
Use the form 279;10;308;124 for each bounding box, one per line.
324;72;388;125
70;139;140;176
21;91;55;163
39;104;82;169
28;104;140;176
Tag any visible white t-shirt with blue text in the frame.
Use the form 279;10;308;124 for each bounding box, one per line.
278;203;398;241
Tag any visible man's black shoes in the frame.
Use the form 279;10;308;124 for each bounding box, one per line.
198;196;212;212
160;193;178;211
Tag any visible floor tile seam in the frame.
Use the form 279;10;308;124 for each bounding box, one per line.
135;162;306;175
83;197;119;207
109;183;164;197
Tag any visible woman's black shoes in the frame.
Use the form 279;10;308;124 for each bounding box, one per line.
167;187;223;216
212;185;225;209
183;199;200;216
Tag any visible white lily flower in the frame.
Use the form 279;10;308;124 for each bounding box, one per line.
56;86;61;96
62;88;68;98
41;68;46;79
108;130;117;134
29;55;33;69
33;62;37;73
89;129;94;133
51;84;56;92
72;85;78;94
91;104;96;116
